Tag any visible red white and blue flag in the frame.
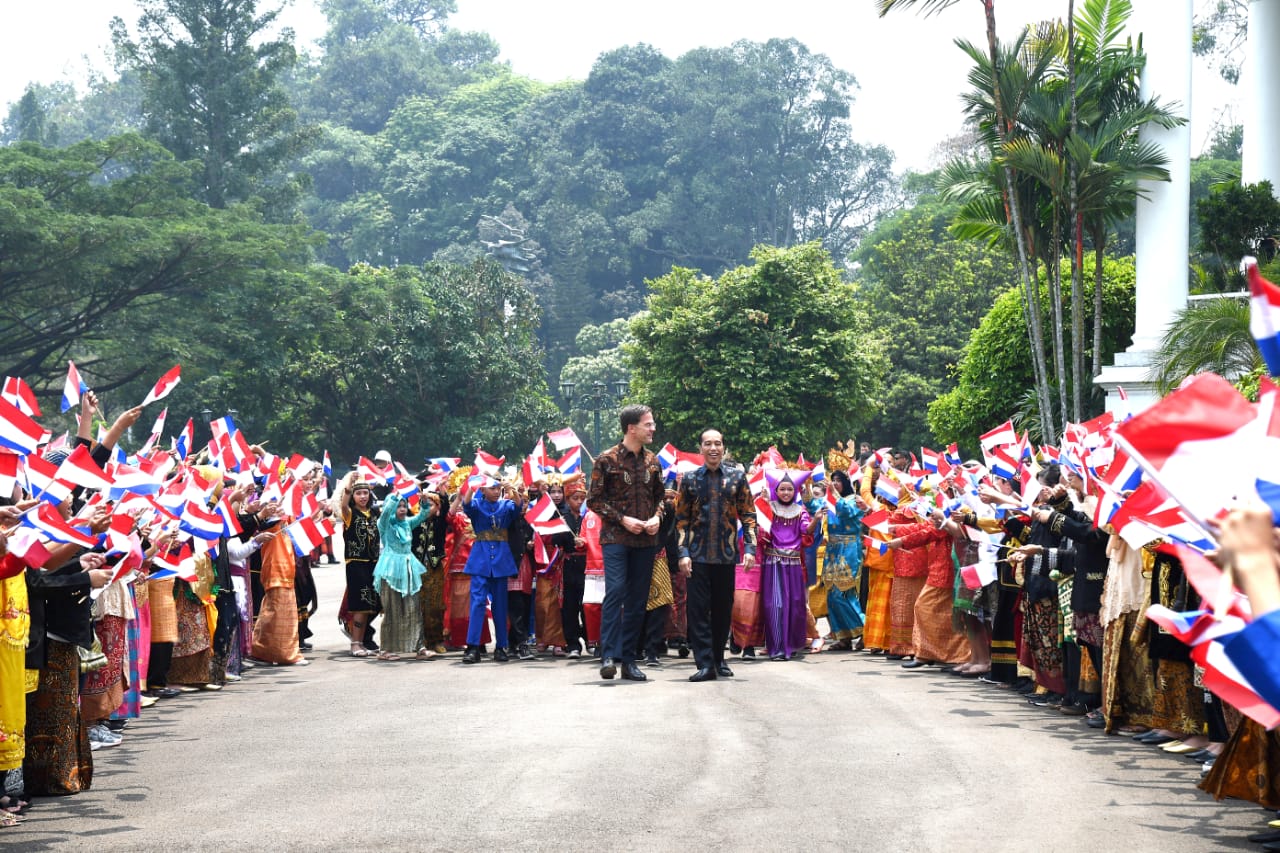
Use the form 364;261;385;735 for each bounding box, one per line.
0;396;45;456
151;544;197;582
173;418;194;461
551;446;582;474
285;516;336;557
1146;604;1280;729
1247;258;1280;377
322;450;332;480
179;501;225;541
61;361;87;413
22;502;97;548
23;454;72;505
141;364;181;406
56;445;114;492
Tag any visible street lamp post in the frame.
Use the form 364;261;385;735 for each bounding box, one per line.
558;379;630;455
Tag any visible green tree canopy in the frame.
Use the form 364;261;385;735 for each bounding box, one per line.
927;255;1136;451
628;242;886;455
853;191;1015;454
111;0;316;212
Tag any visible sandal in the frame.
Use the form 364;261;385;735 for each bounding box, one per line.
415;649;438;660
350;646;373;658
376;651;401;661
0;812;24;827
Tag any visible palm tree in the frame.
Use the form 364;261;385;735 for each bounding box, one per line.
877;0;1058;441
1149;296;1258;393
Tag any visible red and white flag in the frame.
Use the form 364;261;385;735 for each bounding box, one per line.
1;377;40;418
285;515;336;556
1113;372;1266;524
141;364;181;406
546;427;583;453
979;419;1017;452
473;449;506;476
754;494;773;538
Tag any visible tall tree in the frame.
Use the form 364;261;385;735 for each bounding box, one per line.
0;134;309;390
111;0;315;211
628;242;886;454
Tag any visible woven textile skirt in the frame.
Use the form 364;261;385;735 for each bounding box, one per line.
24;640;92;794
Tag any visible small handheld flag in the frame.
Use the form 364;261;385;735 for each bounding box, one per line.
61;361;87;413
141;364;182;406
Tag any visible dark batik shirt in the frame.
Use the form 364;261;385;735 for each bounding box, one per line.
587;442;665;548
676;463;757;565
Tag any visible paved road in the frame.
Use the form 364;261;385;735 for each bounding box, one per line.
9;564;1269;852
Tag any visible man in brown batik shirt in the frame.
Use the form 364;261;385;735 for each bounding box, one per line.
587;404;665;682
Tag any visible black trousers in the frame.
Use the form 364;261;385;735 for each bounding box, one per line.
508;591;531;648
640;604;671;658
561;563;587;652
687;562;735;670
148;641;173;688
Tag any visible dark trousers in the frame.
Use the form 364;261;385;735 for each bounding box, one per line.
640;604;671;657
688;561;735;670
148;641;173;688
561;562;587;652
508;591;531;648
601;544;657;664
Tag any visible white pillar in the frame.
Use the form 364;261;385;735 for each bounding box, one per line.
1243;0;1280;192
1094;0;1193;415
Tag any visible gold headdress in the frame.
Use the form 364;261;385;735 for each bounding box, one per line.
826;440;856;474
446;465;473;495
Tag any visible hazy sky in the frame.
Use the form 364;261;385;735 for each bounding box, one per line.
1;0;1241;172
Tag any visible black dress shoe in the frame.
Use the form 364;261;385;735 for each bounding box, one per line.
689;668;717;682
494;647;510;662
1246;829;1280;844
620;663;647;681
716;663;734;678
885;653;906;660
461;646;481;664
600;657;617;680
153;687;181;698
901;659;928;669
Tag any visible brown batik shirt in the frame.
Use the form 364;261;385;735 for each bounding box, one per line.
587;442;665;548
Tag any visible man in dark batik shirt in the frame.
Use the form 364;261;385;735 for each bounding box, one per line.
587;404;665;682
676;428;756;682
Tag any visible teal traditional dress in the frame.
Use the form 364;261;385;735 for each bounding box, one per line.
820;494;866;636
373;494;434;653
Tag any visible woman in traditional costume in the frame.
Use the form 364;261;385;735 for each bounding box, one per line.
759;469;815;661
372;491;435;660
822;469;869;650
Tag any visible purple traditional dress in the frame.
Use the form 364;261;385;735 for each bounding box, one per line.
760;470;813;661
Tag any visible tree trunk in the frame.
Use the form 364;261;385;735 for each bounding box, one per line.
984;0;1057;442
1068;0;1084;422
1091;227;1107;380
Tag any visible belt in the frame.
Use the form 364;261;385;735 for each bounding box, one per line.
474;530;506;542
765;547;802;558
826;534;857;543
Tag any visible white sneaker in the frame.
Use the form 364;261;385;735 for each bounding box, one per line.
224;673;242;683
88;724;121;748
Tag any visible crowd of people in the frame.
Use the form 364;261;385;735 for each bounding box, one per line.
5;383;1280;847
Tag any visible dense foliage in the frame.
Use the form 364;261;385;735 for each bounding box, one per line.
629;243;887;455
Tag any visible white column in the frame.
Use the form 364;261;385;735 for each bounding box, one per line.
1243;0;1280;192
1094;0;1193;415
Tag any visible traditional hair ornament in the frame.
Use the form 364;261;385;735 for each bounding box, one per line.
826;439;856;474
446;465;473;495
